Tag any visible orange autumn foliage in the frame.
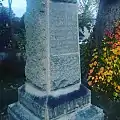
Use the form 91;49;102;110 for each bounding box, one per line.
88;20;120;100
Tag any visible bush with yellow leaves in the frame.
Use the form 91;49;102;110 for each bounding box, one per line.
88;21;120;100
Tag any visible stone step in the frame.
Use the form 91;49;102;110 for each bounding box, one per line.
8;102;40;120
75;104;104;120
18;84;91;119
8;102;104;120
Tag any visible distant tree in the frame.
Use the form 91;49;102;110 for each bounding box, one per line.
78;0;99;32
14;14;26;60
0;0;16;51
0;5;15;51
79;0;100;82
20;14;25;30
0;0;26;55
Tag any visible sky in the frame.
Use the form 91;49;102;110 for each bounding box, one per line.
1;0;83;18
2;0;26;17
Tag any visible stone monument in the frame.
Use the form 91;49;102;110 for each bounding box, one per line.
8;0;104;120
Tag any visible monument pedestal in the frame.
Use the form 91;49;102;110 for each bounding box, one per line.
8;0;104;119
8;84;104;120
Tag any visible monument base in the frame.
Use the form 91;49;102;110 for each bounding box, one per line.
8;84;104;120
8;103;104;120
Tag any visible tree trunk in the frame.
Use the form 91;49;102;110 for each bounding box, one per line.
94;0;120;48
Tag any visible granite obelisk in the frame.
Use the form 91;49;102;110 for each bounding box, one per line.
8;0;104;120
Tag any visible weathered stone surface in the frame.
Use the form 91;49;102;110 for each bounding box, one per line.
18;87;46;119
25;0;80;91
50;0;77;3
75;105;104;120
8;102;40;120
49;2;78;55
8;102;104;120
50;54;80;90
25;0;48;91
18;84;91;119
49;2;80;90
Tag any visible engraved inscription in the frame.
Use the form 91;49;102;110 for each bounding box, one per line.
49;2;78;55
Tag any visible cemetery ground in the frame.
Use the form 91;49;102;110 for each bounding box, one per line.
0;58;120;120
1;80;120;119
